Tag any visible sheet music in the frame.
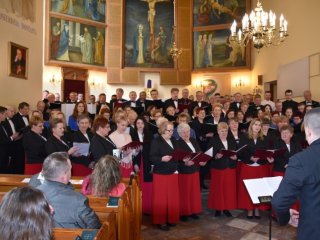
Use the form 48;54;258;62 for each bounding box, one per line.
204;147;213;157
87;103;97;114
243;176;283;204
73;142;90;156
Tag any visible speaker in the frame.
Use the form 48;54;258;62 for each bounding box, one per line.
257;75;263;85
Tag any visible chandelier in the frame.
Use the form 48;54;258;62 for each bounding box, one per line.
230;0;288;52
170;26;182;60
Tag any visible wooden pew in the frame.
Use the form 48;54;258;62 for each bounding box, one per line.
88;187;134;240
53;212;116;240
0;174;83;192
0;174;142;240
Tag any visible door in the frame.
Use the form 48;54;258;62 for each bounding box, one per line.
63;79;85;102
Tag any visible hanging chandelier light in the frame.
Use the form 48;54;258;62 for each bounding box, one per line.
230;0;289;52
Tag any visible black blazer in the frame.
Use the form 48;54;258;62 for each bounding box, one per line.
2;119;15;136
208;136;238;169
150;99;164;110
273;138;302;172
12;112;29;133
176;138;201;174
23;130;47;164
190;118;209;151
272;138;320;240
0;123;12;171
282;100;298;114
45;136;70;155
238;134;269;165
229;102;242;112
164;98;179;112
188;101;210;116
71;131;93;166
90;134;116;162
300;100;319;108
150;136;178;175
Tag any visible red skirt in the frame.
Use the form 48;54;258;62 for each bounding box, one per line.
237;163;270;210
140;159;153;214
272;171;285;177
208;168;237;210
72;163;92;177
24;163;42;175
121;165;133;178
152;173;179;224
178;172;202;216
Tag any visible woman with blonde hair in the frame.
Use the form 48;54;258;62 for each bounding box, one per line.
81;155;125;197
109;115;135;177
238;118;273;219
150;121;179;231
207;122;237;217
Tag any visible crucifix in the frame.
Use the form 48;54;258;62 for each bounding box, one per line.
140;0;171;51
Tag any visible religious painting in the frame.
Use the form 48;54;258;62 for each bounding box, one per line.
48;17;106;67
193;29;250;71
50;0;106;23
193;0;249;27
124;0;174;68
9;42;28;79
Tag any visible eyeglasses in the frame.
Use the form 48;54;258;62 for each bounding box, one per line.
165;129;173;133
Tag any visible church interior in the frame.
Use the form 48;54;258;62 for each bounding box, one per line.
0;0;320;239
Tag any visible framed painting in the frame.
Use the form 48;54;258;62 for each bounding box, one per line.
193;28;250;71
123;0;174;68
193;0;250;27
9;42;28;79
47;17;106;68
50;0;106;23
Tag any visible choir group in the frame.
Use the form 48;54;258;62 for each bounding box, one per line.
0;87;318;231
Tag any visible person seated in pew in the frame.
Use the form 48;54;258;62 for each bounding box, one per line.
0;186;54;240
37;152;101;229
81;155;126;197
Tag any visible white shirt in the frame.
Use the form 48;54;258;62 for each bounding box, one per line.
186;142;196;153
261;100;275;111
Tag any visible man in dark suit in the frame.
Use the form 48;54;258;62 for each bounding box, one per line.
110;88;127;113
247;94;263;117
282;89;298;114
300;90;319;108
136;91;151;113
0;106;20;173
272;107;320;240
164;87;180;114
229;92;242;112
189;91;210;116
96;93;110;114
11;102;30;174
150;89;163;110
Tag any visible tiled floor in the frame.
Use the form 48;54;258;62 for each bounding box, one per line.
141;190;297;240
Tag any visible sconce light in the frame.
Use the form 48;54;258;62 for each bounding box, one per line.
88;78;101;88
49;74;61;85
235;79;245;88
145;79;152;98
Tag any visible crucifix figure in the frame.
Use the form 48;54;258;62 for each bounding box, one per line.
140;0;170;51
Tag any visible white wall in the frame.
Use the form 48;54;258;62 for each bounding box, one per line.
251;0;320;100
0;1;43;108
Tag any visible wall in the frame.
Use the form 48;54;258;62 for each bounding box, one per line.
251;0;320;100
0;1;44;108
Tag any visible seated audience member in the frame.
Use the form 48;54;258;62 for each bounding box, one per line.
68;101;88;131
82;155;126;197
23;116;47;173
0;186;54;240
37;152;101;229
